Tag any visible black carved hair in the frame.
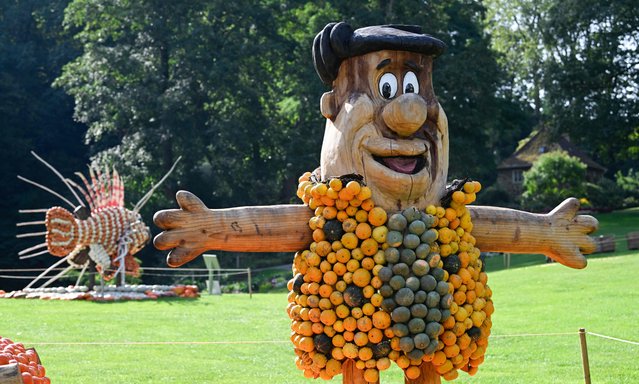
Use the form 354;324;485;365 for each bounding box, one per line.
312;22;447;86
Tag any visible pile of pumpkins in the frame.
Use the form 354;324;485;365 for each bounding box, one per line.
0;337;50;384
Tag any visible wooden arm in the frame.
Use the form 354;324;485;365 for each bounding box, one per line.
153;191;312;267
154;192;597;269
469;198;598;269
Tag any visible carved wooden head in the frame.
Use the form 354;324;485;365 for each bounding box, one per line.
313;23;449;211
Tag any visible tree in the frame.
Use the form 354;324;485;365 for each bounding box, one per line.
521;151;587;212
485;0;639;174
485;0;552;120
0;0;84;290
55;0;324;270
542;0;639;170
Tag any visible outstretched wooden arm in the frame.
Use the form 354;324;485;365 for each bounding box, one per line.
154;191;313;267
154;191;597;269
469;197;598;269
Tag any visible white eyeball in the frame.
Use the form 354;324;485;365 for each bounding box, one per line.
403;71;419;94
378;73;398;99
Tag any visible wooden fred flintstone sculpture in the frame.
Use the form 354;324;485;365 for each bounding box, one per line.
154;23;597;384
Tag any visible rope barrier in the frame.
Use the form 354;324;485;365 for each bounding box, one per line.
135;273;231;278
491;332;575;338
142;267;249;272
23;340;289;346
0;268;66;272
2;272;251;279
0;267;254;279
0;275;40;279
15;331;637;347
0;267;253;273
587;331;639;346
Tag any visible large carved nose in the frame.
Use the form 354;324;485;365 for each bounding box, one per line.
382;94;428;137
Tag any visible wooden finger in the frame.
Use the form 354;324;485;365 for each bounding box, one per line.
580;235;598;256
176;190;209;212
166;246;206;268
153;209;190;230
548;246;587;269
575;214;599;235
153;230;190;251
549;197;580;218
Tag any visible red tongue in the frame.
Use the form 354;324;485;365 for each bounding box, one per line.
382;157;418;174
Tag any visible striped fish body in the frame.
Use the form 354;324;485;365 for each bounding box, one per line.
45;206;150;259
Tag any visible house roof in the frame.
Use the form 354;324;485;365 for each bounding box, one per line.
497;129;607;172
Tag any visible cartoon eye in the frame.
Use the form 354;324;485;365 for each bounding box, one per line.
403;71;419;94
378;73;398;99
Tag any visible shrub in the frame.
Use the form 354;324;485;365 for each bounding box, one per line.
585;178;625;212
521;151;587;212
476;184;516;208
615;169;639;208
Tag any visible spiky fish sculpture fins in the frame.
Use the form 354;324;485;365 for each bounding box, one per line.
70;165;125;213
16;153;179;287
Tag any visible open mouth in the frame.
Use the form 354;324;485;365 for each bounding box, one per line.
363;137;429;175
373;155;426;174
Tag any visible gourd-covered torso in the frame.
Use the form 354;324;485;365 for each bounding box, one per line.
287;173;493;383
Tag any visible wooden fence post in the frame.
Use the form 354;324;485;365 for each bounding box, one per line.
579;328;591;384
627;231;639;250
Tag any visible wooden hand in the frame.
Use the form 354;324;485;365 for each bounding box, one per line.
153;191;313;267
470;198;598;269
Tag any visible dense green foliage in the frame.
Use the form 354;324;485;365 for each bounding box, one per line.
1;0;637;287
584;178;625;212
0;0;86;290
486;0;639;171
615;169;639;208
521;151;587;211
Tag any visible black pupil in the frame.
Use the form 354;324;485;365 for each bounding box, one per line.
382;83;391;98
405;83;414;93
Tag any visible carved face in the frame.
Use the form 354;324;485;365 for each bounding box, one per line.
319;50;449;211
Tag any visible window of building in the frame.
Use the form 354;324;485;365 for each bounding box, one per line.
512;170;524;183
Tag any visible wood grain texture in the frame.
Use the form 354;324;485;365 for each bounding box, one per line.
319;51;449;212
382;94;428;137
469;198;597;269
0;363;22;384
342;359;376;384
154;191;312;267
154;192;597;269
404;363;441;384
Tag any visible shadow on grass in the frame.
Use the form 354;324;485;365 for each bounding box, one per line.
88;297;206;305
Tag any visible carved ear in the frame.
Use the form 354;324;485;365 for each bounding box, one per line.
320;91;338;120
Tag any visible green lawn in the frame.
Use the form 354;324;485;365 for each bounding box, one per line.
2;253;638;383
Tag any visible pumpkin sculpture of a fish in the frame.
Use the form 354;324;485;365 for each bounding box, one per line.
16;152;179;286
